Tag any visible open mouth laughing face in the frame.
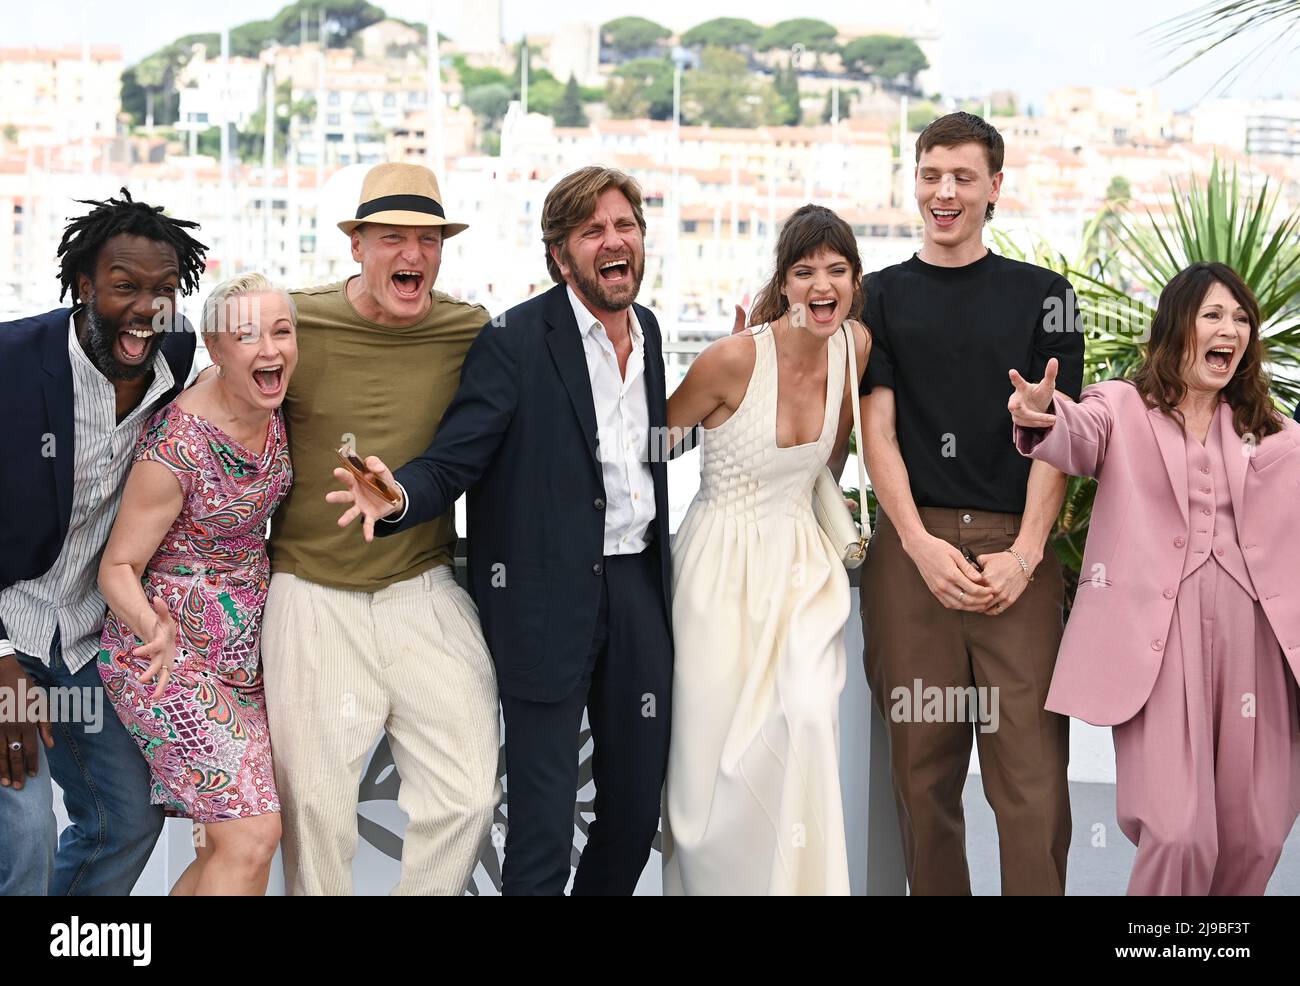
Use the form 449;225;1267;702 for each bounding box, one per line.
915;142;1001;248
1185;280;1251;393
76;234;181;382
571;249;643;313
556;187;646;314
785;248;855;337
84;293;165;381
209;291;299;411
350;223;443;325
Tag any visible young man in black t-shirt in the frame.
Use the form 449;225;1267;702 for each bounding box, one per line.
858;112;1083;895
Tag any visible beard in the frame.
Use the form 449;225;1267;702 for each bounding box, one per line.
82;291;162;382
568;252;644;313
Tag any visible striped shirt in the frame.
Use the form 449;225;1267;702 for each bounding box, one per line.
0;316;174;671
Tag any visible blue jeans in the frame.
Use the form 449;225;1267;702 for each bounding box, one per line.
0;633;163;895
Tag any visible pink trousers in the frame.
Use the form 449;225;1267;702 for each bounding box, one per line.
1113;558;1300;895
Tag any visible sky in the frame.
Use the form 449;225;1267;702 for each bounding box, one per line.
8;0;1300;113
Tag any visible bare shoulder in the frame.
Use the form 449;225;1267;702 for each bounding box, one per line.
125;456;186;506
694;329;757;382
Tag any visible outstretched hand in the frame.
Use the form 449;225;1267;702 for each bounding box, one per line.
1007;358;1059;429
326;456;403;543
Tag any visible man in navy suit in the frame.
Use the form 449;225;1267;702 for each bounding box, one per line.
0;190;206;895
329;166;674;894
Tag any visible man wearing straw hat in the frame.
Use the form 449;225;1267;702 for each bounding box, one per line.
260;163;500;895
328;166;675;896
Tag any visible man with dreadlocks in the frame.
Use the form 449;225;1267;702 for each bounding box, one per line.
0;188;207;895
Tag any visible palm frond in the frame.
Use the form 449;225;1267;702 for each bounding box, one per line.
1147;1;1300;93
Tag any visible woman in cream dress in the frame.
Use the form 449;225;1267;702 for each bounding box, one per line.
662;205;870;895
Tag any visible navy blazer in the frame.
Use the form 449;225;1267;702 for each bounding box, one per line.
0;307;195;643
378;283;673;702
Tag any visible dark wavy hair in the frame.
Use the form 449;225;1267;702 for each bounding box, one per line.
1129;261;1282;439
749;204;863;327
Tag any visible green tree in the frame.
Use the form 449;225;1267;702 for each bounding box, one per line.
238;80;315;162
122;2;388;129
757;18;838;53
228;19;280;56
907;101;941;132
992;159;1300;588
526;78;564;117
130;57;171;126
772;63;801;126
601;16;671;57
2;124;18;144
511;41;557;92
269;1;386;48
122;35;214;126
464;83;512;127
821;86;855;123
452;56;511;91
681;17;763;49
684;46;779;127
195;125;223;158
1105;175;1132;203
605;58;675;120
554;74;589;127
841;35;928;87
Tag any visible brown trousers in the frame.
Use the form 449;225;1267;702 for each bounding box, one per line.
861;507;1071;895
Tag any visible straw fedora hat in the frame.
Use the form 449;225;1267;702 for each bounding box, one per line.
337;162;468;237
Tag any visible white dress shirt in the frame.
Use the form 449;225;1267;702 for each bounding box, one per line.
0;316;174;670
567;285;657;556
382;289;659;555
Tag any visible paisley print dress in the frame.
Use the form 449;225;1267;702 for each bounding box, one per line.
98;402;292;822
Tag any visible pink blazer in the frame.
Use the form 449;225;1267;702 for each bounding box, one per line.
1015;379;1300;726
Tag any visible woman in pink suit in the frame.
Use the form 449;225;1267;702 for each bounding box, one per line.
1008;262;1300;896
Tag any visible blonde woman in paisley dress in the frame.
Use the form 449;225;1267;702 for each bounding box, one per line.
662;206;870;894
97;274;296;895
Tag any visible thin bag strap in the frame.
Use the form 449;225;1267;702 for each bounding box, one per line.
842;323;871;538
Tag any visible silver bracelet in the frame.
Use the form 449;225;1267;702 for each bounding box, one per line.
1006;548;1034;582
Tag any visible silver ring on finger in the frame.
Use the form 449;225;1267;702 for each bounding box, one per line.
958;589;966;603
8;740;22;752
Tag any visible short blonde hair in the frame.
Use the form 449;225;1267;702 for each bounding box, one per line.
541;166;646;284
200;272;297;347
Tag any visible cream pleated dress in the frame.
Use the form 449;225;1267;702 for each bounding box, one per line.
663;325;852;895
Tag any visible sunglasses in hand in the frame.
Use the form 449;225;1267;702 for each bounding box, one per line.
335;446;401;506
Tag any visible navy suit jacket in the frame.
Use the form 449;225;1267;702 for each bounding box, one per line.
0;307;196;643
378;283;673;701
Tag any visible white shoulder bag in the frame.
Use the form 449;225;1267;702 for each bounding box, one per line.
812;322;871;569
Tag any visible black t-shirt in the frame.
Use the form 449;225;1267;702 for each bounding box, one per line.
859;250;1084;514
